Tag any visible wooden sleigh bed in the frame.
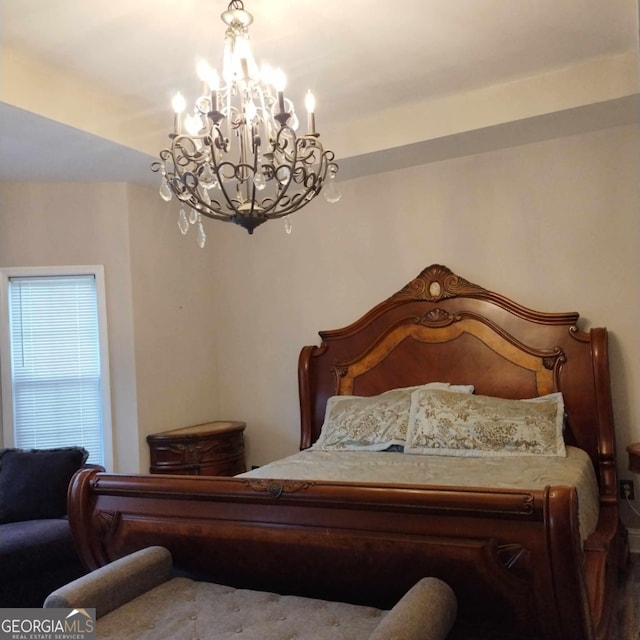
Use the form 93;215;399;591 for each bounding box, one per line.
68;265;626;640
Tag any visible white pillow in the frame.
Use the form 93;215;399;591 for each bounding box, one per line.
313;383;474;451
405;388;566;457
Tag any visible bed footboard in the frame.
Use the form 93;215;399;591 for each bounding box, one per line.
68;468;600;639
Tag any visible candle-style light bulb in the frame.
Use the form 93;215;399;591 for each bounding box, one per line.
234;34;258;80
196;60;220;113
304;90;316;134
172;92;186;114
197;60;213;96
304;90;315;113
184;113;201;136
222;37;234;84
245;99;257;123
209;68;220;91
171;92;186;134
273;69;287;114
260;63;275;87
209;69;220;112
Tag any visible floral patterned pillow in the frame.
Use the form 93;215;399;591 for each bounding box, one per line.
405;389;566;457
313;383;474;451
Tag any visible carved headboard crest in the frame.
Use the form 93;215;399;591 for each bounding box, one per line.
390;264;485;303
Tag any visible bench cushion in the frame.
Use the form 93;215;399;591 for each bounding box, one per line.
45;547;457;640
97;577;386;640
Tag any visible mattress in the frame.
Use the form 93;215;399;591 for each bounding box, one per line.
240;445;599;542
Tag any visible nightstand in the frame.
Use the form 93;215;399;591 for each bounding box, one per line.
627;443;640;474
147;421;246;476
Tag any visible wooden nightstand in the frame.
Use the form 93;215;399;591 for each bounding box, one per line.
147;421;246;476
627;443;640;474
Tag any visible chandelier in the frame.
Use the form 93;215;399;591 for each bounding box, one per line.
152;0;340;243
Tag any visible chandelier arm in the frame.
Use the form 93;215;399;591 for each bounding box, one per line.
203;117;253;218
192;131;238;217
238;124;257;213
182;172;237;222
256;143;330;218
212;158;254;217
172;135;207;162
296;137;325;165
248;130;263;213
280;149;335;217
270;125;298;205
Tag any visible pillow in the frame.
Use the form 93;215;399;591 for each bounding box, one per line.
313;383;474;451
0;446;89;523
405;389;566;457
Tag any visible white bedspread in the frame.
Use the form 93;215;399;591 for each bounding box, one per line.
240;446;599;542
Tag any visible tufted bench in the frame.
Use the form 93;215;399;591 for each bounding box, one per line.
45;547;457;640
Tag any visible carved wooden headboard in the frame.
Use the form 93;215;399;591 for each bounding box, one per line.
298;264;617;499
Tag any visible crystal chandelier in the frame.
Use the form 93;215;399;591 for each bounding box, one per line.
152;0;340;243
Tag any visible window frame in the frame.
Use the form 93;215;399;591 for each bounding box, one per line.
0;265;113;470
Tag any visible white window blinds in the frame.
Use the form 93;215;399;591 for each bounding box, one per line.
7;275;104;464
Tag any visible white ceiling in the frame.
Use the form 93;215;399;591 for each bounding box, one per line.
1;0;638;186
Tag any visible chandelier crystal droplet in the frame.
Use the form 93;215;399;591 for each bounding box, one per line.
151;0;340;239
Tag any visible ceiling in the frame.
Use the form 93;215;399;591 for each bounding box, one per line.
1;0;638;186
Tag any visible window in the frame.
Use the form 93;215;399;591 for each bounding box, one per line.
0;267;112;468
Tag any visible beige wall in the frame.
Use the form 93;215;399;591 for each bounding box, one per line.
126;183;220;464
1;122;638;527
209;126;640;532
0;182;139;471
0;182;224;473
210;124;640;526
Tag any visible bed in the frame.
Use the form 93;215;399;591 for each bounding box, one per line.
68;264;626;640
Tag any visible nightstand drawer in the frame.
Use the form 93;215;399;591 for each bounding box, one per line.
147;421;246;476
